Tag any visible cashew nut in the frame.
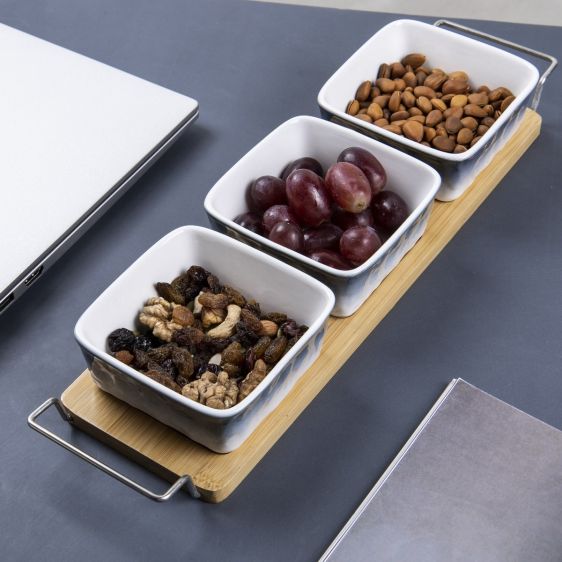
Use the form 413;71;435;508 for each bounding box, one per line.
193;291;205;315
206;304;241;338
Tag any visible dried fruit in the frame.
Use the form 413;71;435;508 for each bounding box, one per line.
107;328;136;352
144;369;181;393
240;308;262;334
114;350;134;365
221;341;246;366
155;282;185;305
106;266;307;408
134;335;153;352
264;335;288;364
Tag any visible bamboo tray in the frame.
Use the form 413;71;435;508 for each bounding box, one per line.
29;109;541;503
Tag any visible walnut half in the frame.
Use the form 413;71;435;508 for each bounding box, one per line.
139;297;193;342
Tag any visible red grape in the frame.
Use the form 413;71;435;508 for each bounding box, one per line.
325;162;371;213
286;169;332;227
332;207;374;230
308;249;353;270
340;226;382;266
371;191;409;232
281;157;323;180
263;205;297;233
338;147;386;195
234;212;264;235
303;223;342;253
269;222;304;252
249;176;287;212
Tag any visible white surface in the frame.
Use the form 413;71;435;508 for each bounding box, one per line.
204;116;440;316
253;0;562;27
0;23;198;293
75;226;334;452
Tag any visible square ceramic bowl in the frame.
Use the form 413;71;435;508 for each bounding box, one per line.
74;226;334;453
204;116;440;317
317;19;540;201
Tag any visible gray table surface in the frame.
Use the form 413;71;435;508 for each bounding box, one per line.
1;1;561;561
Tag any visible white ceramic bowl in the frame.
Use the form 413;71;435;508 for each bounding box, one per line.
317;19;540;201
74;226;334;453
204;116;440;317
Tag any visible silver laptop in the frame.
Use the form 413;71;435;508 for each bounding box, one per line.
0;23;198;314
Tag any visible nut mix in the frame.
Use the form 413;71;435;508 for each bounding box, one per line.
345;53;515;153
233;147;410;270
106;265;308;409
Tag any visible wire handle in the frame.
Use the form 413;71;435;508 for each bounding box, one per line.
28;398;200;502
433;19;557;111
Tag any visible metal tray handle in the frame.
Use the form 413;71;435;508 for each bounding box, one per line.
28;398;200;502
434;19;558;111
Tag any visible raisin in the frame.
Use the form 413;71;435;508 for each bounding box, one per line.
222;363;241;377
157;358;175;378
207;274;223;294
244;348;256;372
107;328;135;352
171;347;194;379
280;320;299;339
264;335;288;364
134;335;153;352
205;363;221;375
240;309;262;334
144;370;181;393
187;265;210;287
245;299;261;317
147;345;175;364
172;327;206;352
176;375;189;388
235;321;260;347
114;350;134;365
224;286;246;307
133;349;150;369
202;336;231;354
155;282;185;305
221;341;246;366
252;336;271;358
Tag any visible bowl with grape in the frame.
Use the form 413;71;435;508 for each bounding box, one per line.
204;116;440;316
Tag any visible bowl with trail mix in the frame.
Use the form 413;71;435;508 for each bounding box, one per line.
74;226;334;453
317;19;540;200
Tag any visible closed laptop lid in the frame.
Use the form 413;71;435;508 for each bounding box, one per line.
0;23;198;299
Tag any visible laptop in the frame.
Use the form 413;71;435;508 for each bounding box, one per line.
0;23;199;314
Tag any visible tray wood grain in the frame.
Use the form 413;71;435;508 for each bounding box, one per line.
61;109;541;503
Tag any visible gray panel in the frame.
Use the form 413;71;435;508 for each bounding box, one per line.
323;380;562;562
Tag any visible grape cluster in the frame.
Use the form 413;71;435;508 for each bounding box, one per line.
233;147;409;270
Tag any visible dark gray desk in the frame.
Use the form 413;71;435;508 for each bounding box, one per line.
1;1;560;561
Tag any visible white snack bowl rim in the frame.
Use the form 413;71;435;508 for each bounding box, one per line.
74;225;335;420
317;18;540;163
204;115;441;279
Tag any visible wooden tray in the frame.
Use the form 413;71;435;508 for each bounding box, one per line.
60;109;541;503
